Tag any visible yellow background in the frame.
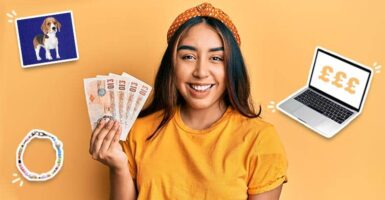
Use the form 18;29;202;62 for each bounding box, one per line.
1;0;384;199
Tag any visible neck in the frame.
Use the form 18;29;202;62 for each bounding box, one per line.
47;32;56;36
180;101;228;130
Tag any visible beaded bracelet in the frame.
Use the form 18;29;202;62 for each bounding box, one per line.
16;129;64;181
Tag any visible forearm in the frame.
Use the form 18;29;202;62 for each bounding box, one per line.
109;168;137;200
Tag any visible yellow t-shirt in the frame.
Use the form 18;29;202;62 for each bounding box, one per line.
121;106;288;199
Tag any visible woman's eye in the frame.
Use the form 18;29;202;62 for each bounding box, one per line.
182;55;195;60
211;56;223;61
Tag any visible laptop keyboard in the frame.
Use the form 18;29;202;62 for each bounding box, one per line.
294;90;354;124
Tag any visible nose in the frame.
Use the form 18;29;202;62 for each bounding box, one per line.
192;58;209;78
52;27;56;31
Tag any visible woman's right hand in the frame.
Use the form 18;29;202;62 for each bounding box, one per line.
89;119;129;172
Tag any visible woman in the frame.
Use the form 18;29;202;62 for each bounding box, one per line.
89;3;288;200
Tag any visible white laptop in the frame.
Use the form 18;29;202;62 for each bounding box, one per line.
277;47;373;138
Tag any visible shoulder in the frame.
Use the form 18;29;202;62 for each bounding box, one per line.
229;110;284;153
127;109;164;143
229;108;275;134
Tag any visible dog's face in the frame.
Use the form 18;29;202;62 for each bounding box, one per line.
41;17;61;34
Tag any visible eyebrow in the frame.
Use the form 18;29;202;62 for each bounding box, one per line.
177;45;224;52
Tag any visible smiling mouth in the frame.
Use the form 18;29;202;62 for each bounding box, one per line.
188;83;215;92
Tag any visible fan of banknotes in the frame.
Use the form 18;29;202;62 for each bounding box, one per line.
84;72;152;141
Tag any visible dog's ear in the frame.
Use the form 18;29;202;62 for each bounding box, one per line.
41;18;48;34
56;20;61;32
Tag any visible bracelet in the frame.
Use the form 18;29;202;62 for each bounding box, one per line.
16;129;64;181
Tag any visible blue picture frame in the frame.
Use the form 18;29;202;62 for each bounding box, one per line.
15;11;79;68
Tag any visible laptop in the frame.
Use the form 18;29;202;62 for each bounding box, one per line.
277;47;373;138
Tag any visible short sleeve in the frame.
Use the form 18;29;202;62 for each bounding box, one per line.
120;130;137;179
247;125;288;195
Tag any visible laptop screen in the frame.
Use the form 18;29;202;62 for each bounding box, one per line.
309;49;371;111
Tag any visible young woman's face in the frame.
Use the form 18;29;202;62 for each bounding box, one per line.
174;23;226;110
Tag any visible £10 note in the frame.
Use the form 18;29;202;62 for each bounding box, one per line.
84;72;152;141
84;78;116;130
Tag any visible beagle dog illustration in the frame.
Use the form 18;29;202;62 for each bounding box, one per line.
33;17;61;61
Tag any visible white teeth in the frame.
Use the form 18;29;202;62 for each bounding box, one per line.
190;84;212;91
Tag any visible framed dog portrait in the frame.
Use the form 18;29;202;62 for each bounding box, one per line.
15;11;79;68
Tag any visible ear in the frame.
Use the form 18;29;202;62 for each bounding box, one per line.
41;18;48;34
57;20;61;32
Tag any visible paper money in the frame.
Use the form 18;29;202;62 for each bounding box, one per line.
125;81;152;136
108;73;129;132
84;72;152;141
121;73;140;134
84;78;115;130
121;72;152;140
96;75;119;119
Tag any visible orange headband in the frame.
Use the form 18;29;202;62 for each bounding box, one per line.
167;2;241;46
